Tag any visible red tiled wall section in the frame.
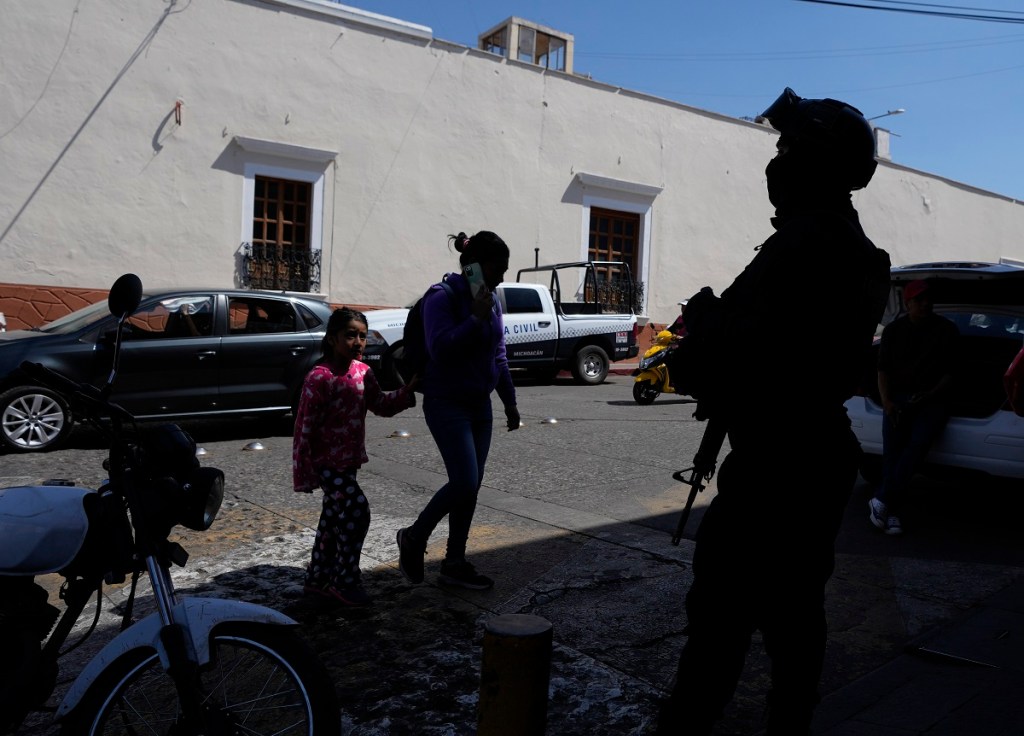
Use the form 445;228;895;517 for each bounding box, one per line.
0;282;392;331
0;283;109;330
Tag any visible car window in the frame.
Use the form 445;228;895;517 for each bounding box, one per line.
227;297;297;334
37;300;113;334
503;287;544;314
124;296;215;339
295;302;323;330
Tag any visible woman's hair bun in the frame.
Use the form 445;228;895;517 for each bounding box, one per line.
449;231;470;253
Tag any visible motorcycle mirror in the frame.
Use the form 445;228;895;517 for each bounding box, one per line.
108;273;143;319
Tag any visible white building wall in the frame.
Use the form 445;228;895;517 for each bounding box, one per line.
2;0;1021;325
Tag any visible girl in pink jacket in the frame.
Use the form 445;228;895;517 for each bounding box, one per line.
293;307;415;606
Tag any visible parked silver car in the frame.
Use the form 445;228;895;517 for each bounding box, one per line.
0;289;332;452
845;261;1024;481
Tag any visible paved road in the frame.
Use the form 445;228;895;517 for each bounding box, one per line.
4;373;1023;734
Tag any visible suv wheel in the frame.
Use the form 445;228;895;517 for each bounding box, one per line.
0;386;73;452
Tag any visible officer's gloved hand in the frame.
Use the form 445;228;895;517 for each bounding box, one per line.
682;286;720;337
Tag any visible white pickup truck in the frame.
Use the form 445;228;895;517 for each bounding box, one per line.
363;261;640;387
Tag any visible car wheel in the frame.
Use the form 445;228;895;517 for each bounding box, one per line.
0;386;73;452
571;345;609;385
859;454;882;485
632;380;660;404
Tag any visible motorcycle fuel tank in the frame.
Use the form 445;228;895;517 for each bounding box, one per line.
0;485;94;575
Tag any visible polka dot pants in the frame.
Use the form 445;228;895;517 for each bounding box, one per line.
305;468;370;590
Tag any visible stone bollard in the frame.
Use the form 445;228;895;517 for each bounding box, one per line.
478;613;553;735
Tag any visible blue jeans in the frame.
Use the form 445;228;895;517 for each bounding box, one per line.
409;395;493;561
877;394;949;515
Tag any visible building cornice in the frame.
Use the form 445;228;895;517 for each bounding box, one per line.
574;172;663;198
233;136;338;163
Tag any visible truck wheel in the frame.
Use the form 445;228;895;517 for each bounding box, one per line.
0;386;73;452
633;380;660;404
571;345;609;385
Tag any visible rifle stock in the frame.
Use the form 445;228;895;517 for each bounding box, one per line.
670;416;727;545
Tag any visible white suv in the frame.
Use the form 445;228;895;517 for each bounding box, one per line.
845;261;1024;481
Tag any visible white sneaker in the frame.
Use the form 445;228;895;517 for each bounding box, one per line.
868;498;888;531
885;516;903;536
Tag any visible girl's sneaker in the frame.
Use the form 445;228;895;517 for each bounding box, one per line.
439;559;494;590
885;516;903;536
321;584;371;607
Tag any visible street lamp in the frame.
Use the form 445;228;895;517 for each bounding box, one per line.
867;108;905;122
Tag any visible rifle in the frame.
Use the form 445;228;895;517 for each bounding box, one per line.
670;415;727;545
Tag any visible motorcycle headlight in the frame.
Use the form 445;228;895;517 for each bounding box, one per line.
640;352;664;370
179;467;225;532
365;330;387;347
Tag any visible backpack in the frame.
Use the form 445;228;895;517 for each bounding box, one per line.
397;277;457;387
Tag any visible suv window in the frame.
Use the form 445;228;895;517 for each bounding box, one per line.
941;309;1024;338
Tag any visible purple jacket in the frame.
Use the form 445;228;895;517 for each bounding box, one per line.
421;272;516;407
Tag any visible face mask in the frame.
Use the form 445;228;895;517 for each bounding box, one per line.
765;154;799;209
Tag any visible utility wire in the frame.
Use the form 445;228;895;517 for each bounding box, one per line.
795;0;1024;23
580;39;1023;62
863;0;1024;13
577;31;1024;62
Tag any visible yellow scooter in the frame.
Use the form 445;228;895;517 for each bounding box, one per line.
632;325;681;404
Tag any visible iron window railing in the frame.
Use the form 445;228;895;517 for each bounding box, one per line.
240;243;321;293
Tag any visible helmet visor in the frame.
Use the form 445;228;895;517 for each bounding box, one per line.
755;87;802;130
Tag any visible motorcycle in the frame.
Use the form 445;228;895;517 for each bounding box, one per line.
632;324;682;404
0;274;340;736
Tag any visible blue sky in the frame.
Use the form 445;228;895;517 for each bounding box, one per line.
352;0;1024;201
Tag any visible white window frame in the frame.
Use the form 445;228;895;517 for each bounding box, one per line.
234;137;337;292
575;172;662;315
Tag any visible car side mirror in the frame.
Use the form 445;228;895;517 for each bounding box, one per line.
108;273;142;320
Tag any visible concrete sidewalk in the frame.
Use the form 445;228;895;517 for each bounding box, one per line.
807;574;1024;736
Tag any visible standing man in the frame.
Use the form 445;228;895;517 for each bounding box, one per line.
869;279;958;535
656;88;891;735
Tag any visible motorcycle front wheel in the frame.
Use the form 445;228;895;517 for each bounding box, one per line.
60;623;340;736
632;380;661;405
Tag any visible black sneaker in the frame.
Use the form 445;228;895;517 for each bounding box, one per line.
397;528;425;584
439;559;494;590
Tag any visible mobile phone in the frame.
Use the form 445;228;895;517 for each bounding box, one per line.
463;262;487;298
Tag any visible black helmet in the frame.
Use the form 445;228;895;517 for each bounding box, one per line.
757;87;877;190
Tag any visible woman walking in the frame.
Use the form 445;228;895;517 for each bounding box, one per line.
397;231;520;590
